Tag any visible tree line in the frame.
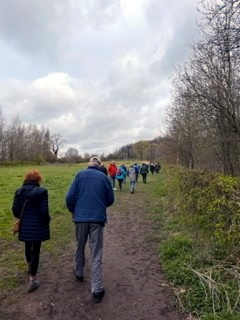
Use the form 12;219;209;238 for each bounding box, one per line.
0;105;163;164
0;105;172;164
165;0;240;176
0;109;111;163
0;111;49;162
0;110;66;162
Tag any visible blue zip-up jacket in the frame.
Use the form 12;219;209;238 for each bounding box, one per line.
66;166;114;223
116;166;127;180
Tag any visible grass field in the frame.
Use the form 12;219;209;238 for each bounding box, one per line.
0;163;88;290
0;162;140;292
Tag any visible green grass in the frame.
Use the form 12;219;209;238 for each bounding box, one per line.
0;163;85;290
0;161;136;291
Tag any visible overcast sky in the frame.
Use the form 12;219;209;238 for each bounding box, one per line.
0;0;201;156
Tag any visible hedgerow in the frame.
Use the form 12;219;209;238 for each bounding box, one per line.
153;167;240;319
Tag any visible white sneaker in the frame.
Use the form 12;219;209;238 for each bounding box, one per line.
113;188;117;190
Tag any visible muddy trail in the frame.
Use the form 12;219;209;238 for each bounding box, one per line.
0;180;187;320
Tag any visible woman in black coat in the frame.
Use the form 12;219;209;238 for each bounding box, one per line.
12;169;50;293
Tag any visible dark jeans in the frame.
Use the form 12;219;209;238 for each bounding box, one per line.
109;175;116;188
118;179;123;189
142;173;147;183
25;241;42;276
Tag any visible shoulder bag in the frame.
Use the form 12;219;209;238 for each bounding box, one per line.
13;199;27;235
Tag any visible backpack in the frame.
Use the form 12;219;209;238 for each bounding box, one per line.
134;165;139;173
116;168;122;176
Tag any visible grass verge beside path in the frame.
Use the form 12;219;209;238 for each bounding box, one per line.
0;164;83;293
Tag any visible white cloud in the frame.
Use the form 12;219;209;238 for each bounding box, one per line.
0;0;201;156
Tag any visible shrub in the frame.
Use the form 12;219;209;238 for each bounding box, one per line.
152;166;240;319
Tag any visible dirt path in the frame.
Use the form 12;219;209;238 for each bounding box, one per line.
0;182;186;320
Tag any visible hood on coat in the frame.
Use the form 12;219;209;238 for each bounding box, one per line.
17;181;45;200
26;187;45;199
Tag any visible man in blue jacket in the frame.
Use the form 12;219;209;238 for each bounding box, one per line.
66;157;114;303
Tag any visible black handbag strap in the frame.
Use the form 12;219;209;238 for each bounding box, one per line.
19;187;38;221
19;199;28;221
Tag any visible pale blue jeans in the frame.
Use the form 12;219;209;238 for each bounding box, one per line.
130;180;136;193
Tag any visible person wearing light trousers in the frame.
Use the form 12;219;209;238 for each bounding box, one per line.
128;165;137;194
66;157;114;303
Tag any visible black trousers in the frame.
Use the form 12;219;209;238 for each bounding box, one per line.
25;241;42;276
142;174;147;183
118;179;123;189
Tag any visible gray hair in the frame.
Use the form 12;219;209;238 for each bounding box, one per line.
88;157;102;167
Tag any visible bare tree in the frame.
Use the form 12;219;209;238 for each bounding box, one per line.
50;134;65;159
65;148;79;162
0;107;7;161
42;128;51;161
6;117;25;161
167;0;240;175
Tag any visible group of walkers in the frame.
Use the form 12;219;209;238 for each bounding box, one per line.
149;162;161;174
102;160;161;192
11;157;161;303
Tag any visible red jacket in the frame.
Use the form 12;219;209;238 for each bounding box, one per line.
108;163;117;177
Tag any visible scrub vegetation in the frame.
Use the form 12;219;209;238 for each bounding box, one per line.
149;167;240;319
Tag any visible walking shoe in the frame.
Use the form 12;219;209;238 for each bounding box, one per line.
93;288;105;303
28;280;40;293
73;269;84;282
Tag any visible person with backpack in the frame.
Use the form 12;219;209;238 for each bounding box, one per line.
107;161;118;190
121;163;127;184
133;163;140;182
116;165;127;190
155;162;161;173
149;163;155;175
128;165;137;194
140;162;149;184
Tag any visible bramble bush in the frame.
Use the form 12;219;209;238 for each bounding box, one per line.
165;167;240;263
153;166;240;319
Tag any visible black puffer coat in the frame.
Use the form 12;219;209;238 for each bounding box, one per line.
12;180;50;242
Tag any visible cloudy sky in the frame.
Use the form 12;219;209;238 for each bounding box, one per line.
0;0;201;156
